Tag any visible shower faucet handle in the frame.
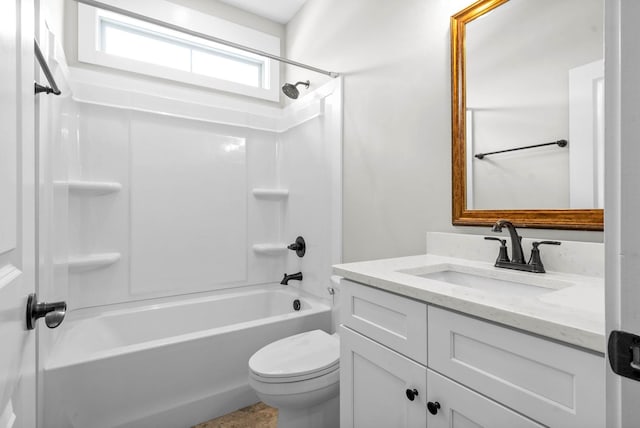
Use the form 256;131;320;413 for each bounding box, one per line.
287;236;306;257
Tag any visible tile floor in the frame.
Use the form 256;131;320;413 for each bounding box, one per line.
194;402;277;428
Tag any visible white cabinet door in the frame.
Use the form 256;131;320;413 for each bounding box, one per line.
340;326;427;428
426;370;544;428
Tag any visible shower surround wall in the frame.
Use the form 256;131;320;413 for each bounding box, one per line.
60;70;342;308
37;33;341;425
67;105;276;307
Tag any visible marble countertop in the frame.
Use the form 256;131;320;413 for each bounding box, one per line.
334;253;605;353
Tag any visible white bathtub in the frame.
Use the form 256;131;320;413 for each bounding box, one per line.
43;285;332;428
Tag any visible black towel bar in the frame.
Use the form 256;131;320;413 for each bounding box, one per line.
475;139;567;160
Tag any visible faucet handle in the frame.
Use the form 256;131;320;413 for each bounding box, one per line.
532;240;561;249
484;236;506;245
529;241;561;273
484;237;509;263
287;236;306;257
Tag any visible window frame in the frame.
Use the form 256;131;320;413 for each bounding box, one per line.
78;2;280;101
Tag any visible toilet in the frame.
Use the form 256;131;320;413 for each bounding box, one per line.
248;329;340;428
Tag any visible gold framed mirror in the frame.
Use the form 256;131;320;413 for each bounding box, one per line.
451;0;604;230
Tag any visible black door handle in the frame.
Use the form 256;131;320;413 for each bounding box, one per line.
26;293;67;330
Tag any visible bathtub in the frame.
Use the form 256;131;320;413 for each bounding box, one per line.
42;285;332;428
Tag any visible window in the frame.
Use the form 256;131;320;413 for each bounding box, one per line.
78;2;280;100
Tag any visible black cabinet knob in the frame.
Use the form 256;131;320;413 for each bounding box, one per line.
427;401;441;415
405;388;419;401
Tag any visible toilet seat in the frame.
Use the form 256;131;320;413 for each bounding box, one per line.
249;365;340;397
250;362;338;383
249;330;339;383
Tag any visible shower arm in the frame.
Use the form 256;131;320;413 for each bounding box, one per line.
72;0;340;78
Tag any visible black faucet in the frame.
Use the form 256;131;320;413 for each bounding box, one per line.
491;219;525;264
281;272;303;285
487;219;561;273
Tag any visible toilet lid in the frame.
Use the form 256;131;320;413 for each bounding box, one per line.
249;330;339;380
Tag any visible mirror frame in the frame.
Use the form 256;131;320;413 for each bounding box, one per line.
451;0;604;231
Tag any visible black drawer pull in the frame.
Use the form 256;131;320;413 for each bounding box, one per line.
405;388;419;401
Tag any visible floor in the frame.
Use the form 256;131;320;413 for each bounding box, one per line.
194;402;278;428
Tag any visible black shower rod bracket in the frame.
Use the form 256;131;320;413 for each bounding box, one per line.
34;39;61;96
475;139;567;160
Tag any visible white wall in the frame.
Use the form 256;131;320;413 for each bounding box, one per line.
286;0;604;263
39;0;65;44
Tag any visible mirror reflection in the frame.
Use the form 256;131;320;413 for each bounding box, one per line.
463;0;603;210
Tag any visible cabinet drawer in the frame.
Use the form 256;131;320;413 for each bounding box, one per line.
427;369;544;428
341;279;427;363
340;326;427;428
428;307;604;428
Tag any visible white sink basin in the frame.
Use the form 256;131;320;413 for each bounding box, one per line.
398;263;572;297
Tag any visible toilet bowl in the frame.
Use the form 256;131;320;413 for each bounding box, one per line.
248;329;340;428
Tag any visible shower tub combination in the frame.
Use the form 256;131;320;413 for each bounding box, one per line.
43;285;331;428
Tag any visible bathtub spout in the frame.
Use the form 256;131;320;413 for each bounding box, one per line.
281;272;303;285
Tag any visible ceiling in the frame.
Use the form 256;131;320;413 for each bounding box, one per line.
217;0;309;24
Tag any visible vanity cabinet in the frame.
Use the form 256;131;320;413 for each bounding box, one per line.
339;279;605;428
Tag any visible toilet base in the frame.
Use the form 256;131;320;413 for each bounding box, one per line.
276;395;339;428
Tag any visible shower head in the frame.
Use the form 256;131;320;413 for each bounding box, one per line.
282;80;310;99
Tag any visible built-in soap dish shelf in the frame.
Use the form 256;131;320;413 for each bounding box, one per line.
65;253;121;273
62;180;122;196
252;244;288;255
252;188;289;200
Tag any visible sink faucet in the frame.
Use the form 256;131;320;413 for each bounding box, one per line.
491;219;525;264
487;219;561;273
281;272;303;285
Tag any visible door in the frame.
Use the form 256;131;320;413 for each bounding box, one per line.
340;326;427;428
0;0;37;427
605;1;640;427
